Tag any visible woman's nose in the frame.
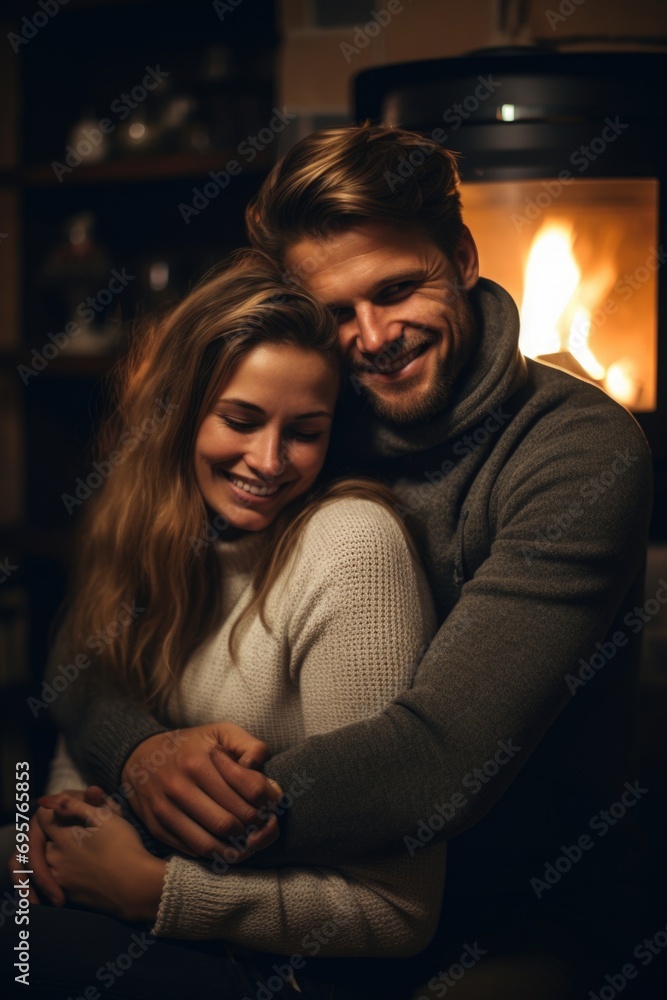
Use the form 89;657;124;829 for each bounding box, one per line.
246;431;287;481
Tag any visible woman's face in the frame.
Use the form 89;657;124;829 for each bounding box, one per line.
194;342;340;534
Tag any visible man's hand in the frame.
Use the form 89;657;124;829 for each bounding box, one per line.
9;786;107;906
121;723;283;860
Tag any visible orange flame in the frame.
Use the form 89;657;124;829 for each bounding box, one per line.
518;222;641;407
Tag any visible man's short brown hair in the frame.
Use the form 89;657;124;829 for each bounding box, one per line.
246;122;464;266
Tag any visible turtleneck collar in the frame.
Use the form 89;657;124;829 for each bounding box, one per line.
213;529;267;577
340;277;528;460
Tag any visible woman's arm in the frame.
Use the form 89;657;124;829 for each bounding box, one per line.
44;735;87;795
151;499;444;955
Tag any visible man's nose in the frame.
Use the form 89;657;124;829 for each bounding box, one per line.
246;430;286;481
353;302;402;358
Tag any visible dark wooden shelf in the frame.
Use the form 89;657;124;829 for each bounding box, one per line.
0;150;274;188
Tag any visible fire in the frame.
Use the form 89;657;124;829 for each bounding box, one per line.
519;223;580;359
518;222;641;407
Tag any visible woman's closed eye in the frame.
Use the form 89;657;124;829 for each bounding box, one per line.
218;416;256;432
287;428;323;441
217;415;322;441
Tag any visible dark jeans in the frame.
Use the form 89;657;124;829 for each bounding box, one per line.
2;894;643;1000
2;903;392;1000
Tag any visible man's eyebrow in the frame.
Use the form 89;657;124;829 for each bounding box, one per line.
216;397;333;420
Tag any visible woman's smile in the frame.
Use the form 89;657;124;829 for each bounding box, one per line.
195;342;339;532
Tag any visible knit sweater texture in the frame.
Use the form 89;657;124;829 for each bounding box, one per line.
46;498;444;955
46;277;653;959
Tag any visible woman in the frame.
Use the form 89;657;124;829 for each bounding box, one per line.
13;250;442;997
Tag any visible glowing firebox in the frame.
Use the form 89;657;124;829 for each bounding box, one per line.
460;178;659;411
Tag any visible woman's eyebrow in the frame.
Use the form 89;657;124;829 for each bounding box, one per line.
216;397;333;420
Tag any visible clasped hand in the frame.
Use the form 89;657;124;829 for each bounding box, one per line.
33;793;166;922
9;722;283;913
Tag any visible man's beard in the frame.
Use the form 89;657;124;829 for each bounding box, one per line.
352;294;479;426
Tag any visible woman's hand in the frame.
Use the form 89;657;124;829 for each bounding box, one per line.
36;796;167;923
121;722;283;860
8;786;107;906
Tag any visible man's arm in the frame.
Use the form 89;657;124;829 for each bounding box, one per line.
48;394;653;868
44;625;282;858
254;395;653;865
44;624;168;793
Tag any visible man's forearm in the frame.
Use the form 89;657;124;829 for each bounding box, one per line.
253;557;648;869
44;625;167;791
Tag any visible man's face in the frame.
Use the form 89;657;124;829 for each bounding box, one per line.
284;221;480;424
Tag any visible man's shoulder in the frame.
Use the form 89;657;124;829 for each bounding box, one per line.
493;358;653;528
520;357;651;458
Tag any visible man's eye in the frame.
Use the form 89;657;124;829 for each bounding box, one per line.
329;306;354;323
381;281;416;300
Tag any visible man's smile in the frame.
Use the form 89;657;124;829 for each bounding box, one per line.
355;341;434;381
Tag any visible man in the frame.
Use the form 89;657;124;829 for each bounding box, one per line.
37;124;652;997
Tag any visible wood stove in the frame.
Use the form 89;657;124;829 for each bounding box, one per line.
355;50;667;526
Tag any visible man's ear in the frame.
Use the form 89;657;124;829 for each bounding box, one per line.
454;226;479;291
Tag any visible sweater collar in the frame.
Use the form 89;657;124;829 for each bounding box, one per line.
341;277;528;459
213;529;267;576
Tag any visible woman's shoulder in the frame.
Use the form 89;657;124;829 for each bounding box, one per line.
297;495;414;567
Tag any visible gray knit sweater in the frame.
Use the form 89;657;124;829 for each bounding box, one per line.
46;277;653;951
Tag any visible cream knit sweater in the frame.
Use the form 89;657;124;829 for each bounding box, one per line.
47;497;444;957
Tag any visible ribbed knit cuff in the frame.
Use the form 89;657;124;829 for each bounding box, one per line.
77;698;168;794
151;856;227;939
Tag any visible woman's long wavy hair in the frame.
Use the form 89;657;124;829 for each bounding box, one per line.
54;249;420;716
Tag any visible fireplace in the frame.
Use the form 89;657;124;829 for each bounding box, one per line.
462;176;658;413
355;51;667;476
